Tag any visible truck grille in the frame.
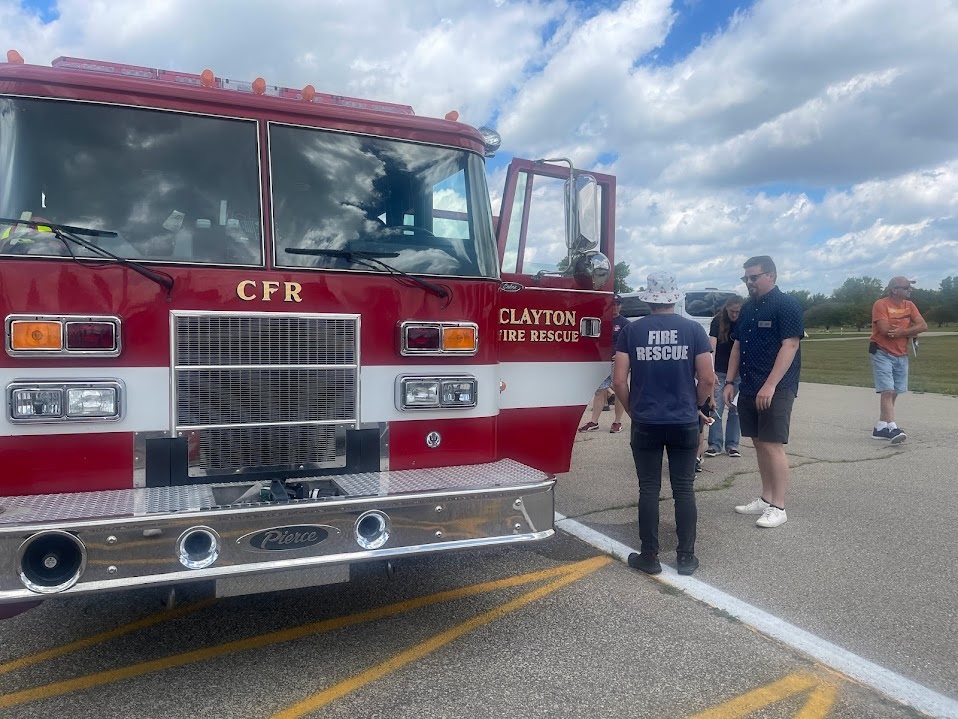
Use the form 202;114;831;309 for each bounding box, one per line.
172;312;359;477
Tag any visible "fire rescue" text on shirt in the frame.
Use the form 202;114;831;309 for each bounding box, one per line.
634;329;690;361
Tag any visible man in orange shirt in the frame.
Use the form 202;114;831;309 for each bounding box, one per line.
869;277;927;443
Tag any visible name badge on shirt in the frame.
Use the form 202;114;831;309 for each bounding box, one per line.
758;321;772;328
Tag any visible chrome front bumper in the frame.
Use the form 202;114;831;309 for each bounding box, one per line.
0;459;554;603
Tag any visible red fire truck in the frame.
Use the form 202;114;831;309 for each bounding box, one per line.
0;53;615;617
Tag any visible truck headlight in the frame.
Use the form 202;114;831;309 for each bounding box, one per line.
402;379;441;408
12;389;63;419
440;379;476;407
398;376;477;410
66;387;118;417
7;381;122;422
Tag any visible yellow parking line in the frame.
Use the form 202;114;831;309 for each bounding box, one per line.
794;684;838;719
271;556;610;719
688;673;820;718
0;556;608;710
0;598;217;675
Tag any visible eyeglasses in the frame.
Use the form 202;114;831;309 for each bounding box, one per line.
740;272;769;283
893;286;912;290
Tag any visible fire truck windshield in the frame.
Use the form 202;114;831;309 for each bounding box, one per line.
0;97;263;265
270;125;498;279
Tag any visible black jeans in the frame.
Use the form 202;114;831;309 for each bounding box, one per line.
630;422;699;555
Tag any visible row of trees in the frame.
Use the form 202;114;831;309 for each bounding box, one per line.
788;276;958;330
612;263;957;330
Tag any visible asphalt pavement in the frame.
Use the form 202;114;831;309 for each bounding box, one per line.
560;382;958;702
0;382;955;718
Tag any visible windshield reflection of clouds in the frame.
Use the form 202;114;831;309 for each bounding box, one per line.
0;97;496;277
0;97;262;265
272;126;496;278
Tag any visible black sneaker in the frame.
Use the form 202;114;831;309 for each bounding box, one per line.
703;447;720;458
888;428;907;444
677;553;699;575
871;427;892;440
628;551;661;575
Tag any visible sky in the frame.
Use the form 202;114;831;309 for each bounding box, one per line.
3;0;957;296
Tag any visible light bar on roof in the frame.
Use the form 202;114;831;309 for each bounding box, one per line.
52;57;157;79
49;56;415;114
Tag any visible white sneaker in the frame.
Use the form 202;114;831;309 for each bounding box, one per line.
756;506;787;528
734;497;770;515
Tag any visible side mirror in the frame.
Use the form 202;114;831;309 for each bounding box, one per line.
573;250;611;290
564;173;599;253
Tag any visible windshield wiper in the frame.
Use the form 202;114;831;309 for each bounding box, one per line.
285;247;448;299
0;218;174;294
285;248;400;260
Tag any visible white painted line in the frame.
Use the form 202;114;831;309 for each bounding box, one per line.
555;512;958;719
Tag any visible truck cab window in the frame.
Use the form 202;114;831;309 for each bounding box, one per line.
270;126;497;279
0;97;262;265
499;170;604;276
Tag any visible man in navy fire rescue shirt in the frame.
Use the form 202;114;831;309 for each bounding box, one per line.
613;270;714;576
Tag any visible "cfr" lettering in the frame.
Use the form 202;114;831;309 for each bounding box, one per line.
236;280;303;303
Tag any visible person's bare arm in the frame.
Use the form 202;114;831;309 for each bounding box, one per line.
881;318;927;339
722;341;740;405
694;351;715;408
896;307;927;338
755;337;800;410
709;336;717;353
612;351;631;419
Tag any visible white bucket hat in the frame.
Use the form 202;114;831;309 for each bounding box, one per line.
636;270;683;305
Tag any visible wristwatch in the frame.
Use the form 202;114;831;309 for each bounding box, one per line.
725;381;735;386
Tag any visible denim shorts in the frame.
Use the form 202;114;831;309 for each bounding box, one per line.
871;349;909;393
597;361;615;391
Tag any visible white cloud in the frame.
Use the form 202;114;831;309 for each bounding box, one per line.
2;0;957;294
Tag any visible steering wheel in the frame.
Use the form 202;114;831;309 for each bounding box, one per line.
382;224;435;237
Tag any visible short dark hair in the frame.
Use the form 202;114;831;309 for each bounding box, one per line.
647;302;675;310
743;255;776;279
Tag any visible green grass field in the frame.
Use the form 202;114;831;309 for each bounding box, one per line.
801;334;958;396
805;327;957;340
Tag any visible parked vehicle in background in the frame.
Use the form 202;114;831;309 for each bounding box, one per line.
680;288;739;330
617;291;651;322
618;287;738;329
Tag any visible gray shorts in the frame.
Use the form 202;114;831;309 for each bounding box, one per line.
738;388;796;444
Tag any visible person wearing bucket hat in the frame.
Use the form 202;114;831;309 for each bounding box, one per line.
868;276;927;443
577;293;629;433
613;270;715;576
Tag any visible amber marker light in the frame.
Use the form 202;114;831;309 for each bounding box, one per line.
6;49;25;64
11;321;62;351
442;326;476;352
252;77;267;95
200;69;215;88
444;110;459;121
302;84;316;101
